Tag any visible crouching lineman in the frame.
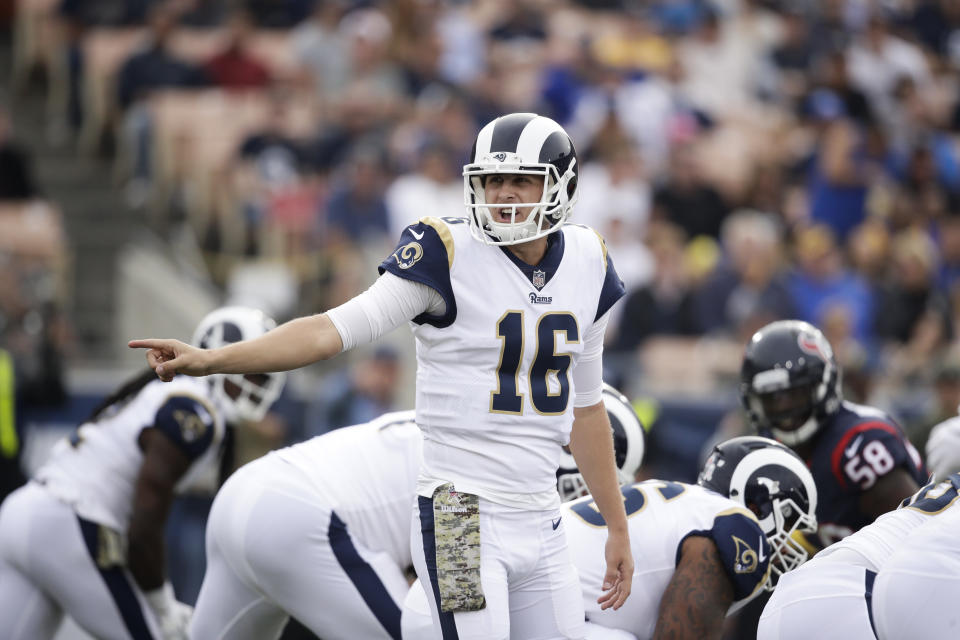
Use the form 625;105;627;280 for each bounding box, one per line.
188;383;642;640
760;419;960;640
0;307;285;640
404;434;819;640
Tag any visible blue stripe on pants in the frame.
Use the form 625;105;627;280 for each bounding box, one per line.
865;569;879;639
77;517;156;640
418;495;459;640
328;511;402;640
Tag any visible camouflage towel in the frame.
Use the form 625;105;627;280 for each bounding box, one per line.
433;483;486;612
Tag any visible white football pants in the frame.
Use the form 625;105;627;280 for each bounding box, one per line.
190;455;410;640
758;555;878;640
0;482;164;640
873;506;960;640
409;494;585;640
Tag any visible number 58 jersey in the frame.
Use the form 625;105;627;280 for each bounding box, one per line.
379;217;624;507
563;481;772;639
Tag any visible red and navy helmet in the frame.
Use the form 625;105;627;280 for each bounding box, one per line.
740;320;842;446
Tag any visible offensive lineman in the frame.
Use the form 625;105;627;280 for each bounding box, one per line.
404;436;819;640
759;473;960;640
131;112;632;639
191;410;422;640
0;307;285;640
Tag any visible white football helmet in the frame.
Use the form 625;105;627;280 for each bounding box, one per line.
191;306;286;424
698;436;819;590
464;112;578;246
557;383;646;502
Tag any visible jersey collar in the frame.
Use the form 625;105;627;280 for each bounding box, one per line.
499;229;565;290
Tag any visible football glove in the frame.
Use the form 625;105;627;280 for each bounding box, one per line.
144;582;193;640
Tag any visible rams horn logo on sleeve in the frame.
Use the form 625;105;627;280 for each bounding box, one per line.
174;409;207;443
732;536;759;574
393;242;424;270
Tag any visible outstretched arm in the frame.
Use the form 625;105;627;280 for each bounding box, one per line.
129;314;342;381
130;273;445;382
654;535;734;640
570;401;633;611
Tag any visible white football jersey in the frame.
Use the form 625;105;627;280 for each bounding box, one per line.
35;375;226;532
814;473;960;571
379;217;625;509
563;481;771;639
273;410;422;567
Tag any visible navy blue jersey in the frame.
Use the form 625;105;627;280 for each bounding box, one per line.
804;401;926;547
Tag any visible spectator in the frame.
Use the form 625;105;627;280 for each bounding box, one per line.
652;143;730;240
291;0;351;100
337;8;406;112
611;221;699;353
911;355;960;454
937;215;960;292
244;0;311;29
804;103;870;243
226;89;313;255
306;346;402;435
812;50;875;128
876;229;950;345
846;13;931;129
693;210;795;336
0;105;37;200
116;3;208;205
116;5;208;112
324;144;391;247
575;142;654;292
488;2;547;44
203;9;272;91
787;223;874;347
768;9;815;103
384;139;460;238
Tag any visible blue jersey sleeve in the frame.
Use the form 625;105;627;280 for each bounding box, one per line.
595;242;626;321
830;420;926;491
683;510;771;603
153;395;216;460
378;217;458;328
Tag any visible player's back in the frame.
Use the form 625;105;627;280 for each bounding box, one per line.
563;481;770;639
273;410;422;564
36;375;224;531
816;473;960;571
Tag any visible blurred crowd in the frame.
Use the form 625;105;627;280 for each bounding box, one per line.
6;0;960;453
0;98;68;410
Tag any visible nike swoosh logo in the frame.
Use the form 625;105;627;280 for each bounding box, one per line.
411;229;424;240
845;434;864;458
552;517;562;530
757;536;766;562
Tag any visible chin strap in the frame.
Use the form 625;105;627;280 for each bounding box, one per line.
771;416;819;446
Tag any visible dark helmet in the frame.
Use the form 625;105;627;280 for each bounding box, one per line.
557;383;645;501
698;436;819;589
464;112;579;246
740;320;841;446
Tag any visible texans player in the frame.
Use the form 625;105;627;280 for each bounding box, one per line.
740;320;925;551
